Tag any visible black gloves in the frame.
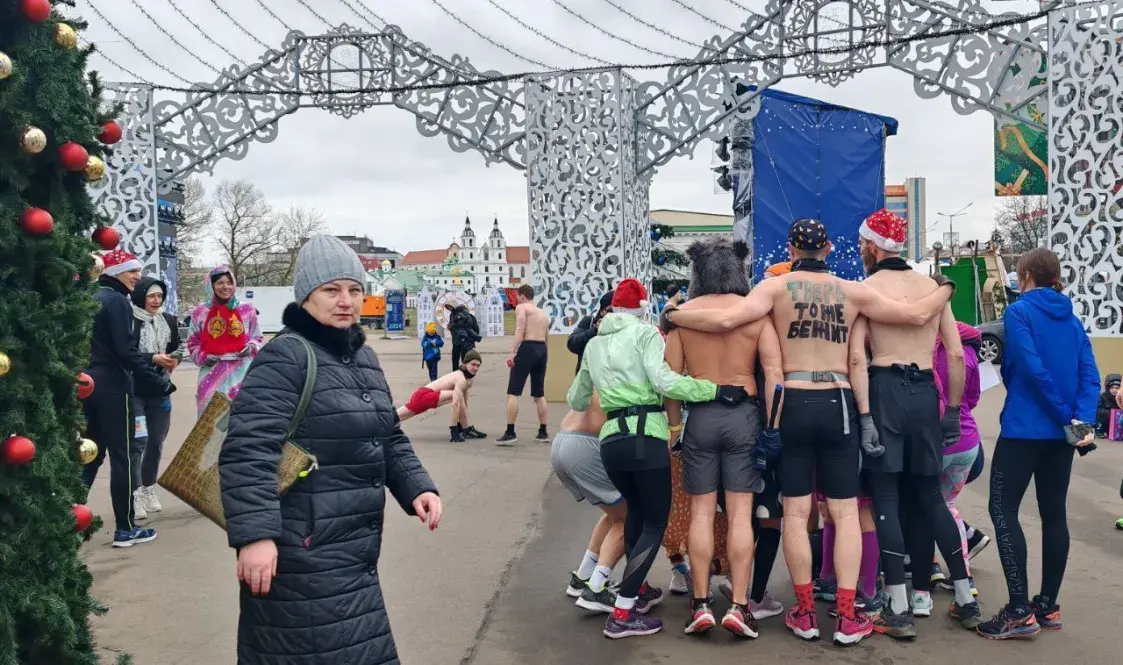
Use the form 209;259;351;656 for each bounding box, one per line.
940;405;962;448
931;274;956;293
659;305;678;333
754;428;781;470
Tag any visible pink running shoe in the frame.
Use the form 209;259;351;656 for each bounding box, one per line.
721;604;760;638
785;606;820;641
833;611;874;646
684;603;716;635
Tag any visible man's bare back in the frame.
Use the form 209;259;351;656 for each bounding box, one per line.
425;370;472;394
560;391;606;435
862;270;944;369
770;272;861;388
517;302;549;342
672;294;768;392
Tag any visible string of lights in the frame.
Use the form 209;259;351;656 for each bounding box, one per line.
83;0;194;85
334;0;384;30
294;0;339;29
127;0;226;75
134;3;1062;95
483;0;615;65
548;0;677;59
596;0;707;50
352;0;391;27
209;0;271;51
666;0;742;32
425;0;555;68
79;36;155;85
164;0;247;66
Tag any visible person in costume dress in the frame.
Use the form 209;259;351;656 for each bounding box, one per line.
186;266;264;414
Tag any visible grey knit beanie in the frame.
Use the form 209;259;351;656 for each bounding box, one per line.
293;235;367;303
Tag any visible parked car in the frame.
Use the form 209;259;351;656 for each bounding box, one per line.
977;318;1005;364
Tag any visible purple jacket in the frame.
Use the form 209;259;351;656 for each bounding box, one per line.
935;322;982;454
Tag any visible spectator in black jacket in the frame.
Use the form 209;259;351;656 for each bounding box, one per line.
82;249;173;548
567;290;614;374
446;303;482;372
129;275;184;520
1096;373;1121;437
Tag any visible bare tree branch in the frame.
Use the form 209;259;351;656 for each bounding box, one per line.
994;196;1049;253
272;206;327;284
174;177;213;309
210;179;275;284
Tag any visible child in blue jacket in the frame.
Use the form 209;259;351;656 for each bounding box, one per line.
421;322;444;381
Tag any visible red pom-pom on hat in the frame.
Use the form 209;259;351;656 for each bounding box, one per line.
611;278;648;310
859;209;908;252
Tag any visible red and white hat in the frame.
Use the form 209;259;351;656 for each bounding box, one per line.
102;249;142;277
612;278;648;311
859;209;907;253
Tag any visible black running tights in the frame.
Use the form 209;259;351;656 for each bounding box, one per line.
988;437;1074;609
751;522;781;603
867;471;969;587
601;439;672;601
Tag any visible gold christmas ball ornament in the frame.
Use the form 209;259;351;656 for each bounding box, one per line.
55;24;78;50
83;155;105;182
0;51;12;80
88;252;105;279
20;126;46;154
78;438;99;465
0;352;10;376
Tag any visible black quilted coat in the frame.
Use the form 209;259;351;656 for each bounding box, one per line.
220;304;438;665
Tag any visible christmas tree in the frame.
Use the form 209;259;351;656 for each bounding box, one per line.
0;1;128;663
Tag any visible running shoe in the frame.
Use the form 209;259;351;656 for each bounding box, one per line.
828;589;886;618
784;606;820;641
833;610;874;646
566;571;588;598
871;607;917;640
977;605;1041;640
462;426;487;439
604;609;663;639
930;562;946;585
494;431;517;446
576;585;617;614
949;599;983;630
721;604;760;638
967;530;992;559
940;575;981;596
449;430;466;443
636;582;664;614
1032;595;1062;630
669;562;691;595
112;526;157;548
684;603;716;634
812;578;837;601
749;593;785;620
911;591;933;617
535;428;550;442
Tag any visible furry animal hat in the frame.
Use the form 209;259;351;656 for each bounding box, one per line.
686;237;751;298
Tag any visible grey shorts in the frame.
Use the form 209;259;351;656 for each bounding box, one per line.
551;431;622;506
681;399;765;496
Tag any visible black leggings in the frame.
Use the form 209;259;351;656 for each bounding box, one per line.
867;471;969;588
601;436;672;601
988;437;1074;609
751;521;781;603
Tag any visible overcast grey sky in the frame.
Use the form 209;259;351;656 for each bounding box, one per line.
78;0;1046;256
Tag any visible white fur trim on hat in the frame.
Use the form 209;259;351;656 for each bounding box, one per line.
859;221;905;253
104;258;142;277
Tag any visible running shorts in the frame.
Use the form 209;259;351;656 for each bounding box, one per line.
551;431;622;506
508;340;547;398
778;387;860;499
680;399;764;495
404;387;441;415
863;365;942;476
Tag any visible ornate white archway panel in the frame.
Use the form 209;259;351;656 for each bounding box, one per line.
1048;0;1123;337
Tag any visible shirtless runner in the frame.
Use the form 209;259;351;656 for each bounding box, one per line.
661;218;954;647
851;209;982;637
664;237;784;639
497;284;551;445
397;349;487;443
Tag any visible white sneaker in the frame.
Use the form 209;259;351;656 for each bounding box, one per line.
911;591;933;617
141;486;162;513
133;490;148;521
669;562;691;595
749;592;785;620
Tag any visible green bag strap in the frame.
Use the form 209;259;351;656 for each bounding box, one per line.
284;335;318;441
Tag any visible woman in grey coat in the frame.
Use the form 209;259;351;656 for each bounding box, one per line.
220;235;442;665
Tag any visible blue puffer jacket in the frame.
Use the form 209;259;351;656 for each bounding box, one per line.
999;287;1100;441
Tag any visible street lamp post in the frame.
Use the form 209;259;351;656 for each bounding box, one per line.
936;202;973;259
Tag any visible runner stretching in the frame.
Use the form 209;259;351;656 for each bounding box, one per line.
397;349;487;443
497;285;550;444
853;209;982;638
661;218;954;646
664;237;784;638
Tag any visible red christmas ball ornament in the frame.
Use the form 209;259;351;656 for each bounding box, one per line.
2;435;36;465
98;120;122;145
20;0;51;23
20;208;53;236
58;142;89;172
76;372;95;400
72;504;94;532
92;225;119;250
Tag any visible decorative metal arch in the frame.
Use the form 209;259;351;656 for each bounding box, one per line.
92;0;1123;335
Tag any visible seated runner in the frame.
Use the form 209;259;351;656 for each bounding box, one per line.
397;349;487;443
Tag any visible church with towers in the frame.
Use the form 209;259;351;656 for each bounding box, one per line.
399;216;530;292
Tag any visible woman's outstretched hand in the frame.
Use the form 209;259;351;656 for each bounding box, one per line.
412;492;443;531
237;539;278;596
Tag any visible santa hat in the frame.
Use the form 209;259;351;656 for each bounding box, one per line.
102;249;142;277
612;278;648;313
859;209;907;253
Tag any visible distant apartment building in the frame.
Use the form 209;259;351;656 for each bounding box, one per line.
885;177;927;261
335;235;403;271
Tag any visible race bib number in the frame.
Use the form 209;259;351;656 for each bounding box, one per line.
134;415;148;440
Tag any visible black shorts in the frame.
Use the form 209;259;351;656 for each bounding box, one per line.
508;340;547;397
778;387;860;500
863;365;942;476
680;400;764;496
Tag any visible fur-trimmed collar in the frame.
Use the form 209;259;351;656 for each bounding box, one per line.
282;303;366;356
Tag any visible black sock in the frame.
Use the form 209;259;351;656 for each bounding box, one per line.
751;528;782;603
505;424;515;436
457;423;465;433
691;597;709;611
537;424;547;436
809;528;824;582
450;426;459;437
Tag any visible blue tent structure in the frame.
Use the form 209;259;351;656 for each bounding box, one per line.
732;89;899;282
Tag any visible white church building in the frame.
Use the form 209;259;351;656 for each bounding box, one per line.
399;216;530;293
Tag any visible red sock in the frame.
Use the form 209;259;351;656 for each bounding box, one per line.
794;583;815;613
837;587;856;619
